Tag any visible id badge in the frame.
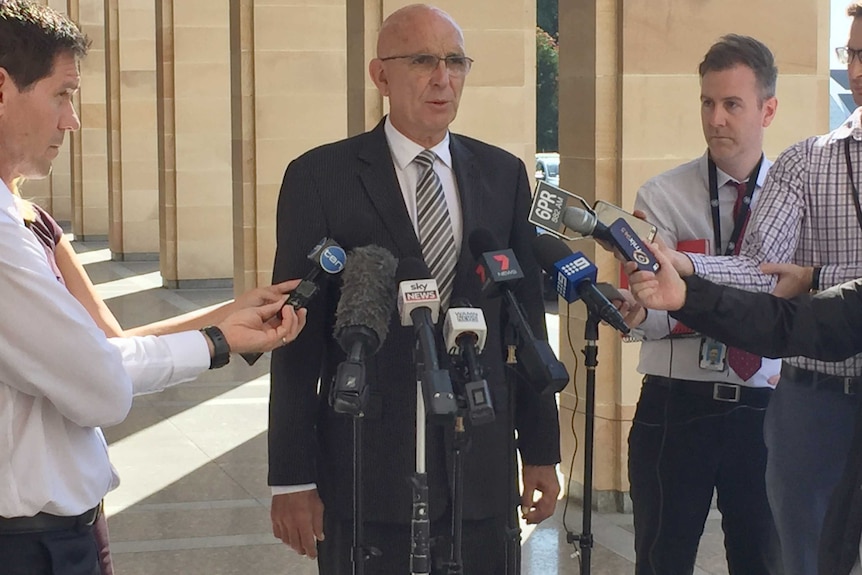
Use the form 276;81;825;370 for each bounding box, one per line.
699;338;727;371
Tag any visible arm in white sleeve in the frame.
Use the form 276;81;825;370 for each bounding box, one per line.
0;214;210;428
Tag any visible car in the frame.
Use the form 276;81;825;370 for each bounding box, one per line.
535;152;560;187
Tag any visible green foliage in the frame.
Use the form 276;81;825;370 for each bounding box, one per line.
537;0;558;40
536;27;558;152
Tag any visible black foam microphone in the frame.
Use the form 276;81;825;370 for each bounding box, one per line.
468;229;569;395
330;245;398;416
562;206;659;273
532;234;630;334
396;257;457;421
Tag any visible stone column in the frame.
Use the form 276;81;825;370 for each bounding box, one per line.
104;0;159;260
68;0;109;240
229;0;348;291
156;0;233;287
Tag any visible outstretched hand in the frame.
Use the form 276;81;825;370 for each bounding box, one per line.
624;242;688;311
217;299;307;354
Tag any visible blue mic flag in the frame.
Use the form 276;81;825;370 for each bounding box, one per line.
554;251;597;303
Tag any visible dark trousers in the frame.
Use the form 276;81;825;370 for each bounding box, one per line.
317;511;510;575
763;375;862;575
628;379;782;575
0;525;99;575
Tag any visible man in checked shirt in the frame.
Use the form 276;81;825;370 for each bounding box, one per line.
652;4;862;574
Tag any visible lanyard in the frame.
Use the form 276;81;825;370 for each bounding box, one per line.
708;155;763;256
843;138;862;233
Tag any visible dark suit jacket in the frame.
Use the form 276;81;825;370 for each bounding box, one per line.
269;119;561;523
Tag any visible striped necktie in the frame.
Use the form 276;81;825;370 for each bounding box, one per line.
414;149;457;309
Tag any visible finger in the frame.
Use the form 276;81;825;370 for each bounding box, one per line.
313;505;325;541
759;262;791;275
632;209;648;220
520;488;533;515
650;242;673;270
528;495;556;524
254;298;286;318
275;279;303;293
272;518;283;541
299;525;319;559
285;526;305;555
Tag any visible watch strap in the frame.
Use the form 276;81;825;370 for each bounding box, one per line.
201;326;230;369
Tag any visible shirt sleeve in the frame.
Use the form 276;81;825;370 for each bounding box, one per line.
633;179;685;339
688;144;808;291
0;214;209;428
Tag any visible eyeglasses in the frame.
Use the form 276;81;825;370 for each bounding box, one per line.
379;53;474;76
836;46;862;65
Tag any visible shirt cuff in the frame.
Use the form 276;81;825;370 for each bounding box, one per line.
271;483;317;496
163;331;211;381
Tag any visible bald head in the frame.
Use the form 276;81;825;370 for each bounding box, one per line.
377;4;463;58
368;4;467;147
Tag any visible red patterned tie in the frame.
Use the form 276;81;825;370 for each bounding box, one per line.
726;180;762;381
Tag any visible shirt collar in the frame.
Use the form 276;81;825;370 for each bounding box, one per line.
697;150;768;188
0;179;23;226
384;116;452;170
832;106;862;141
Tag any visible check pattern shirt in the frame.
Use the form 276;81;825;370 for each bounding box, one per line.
689;108;862;376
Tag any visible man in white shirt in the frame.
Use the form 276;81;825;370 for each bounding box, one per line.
0;3;306;574
621;35;782;574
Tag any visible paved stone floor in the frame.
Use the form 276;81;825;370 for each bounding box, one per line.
77;239;730;574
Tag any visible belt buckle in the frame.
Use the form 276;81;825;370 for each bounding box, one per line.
713;383;741;403
845;378;857;396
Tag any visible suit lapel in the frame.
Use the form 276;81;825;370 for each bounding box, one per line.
357;120;422;258
450;134;482;298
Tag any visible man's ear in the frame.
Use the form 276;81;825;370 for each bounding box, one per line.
761;96;778;128
0;68;8;106
368;59;389;97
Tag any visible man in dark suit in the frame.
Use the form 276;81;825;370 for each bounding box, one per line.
268;5;561;574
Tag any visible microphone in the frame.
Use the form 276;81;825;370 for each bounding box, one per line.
330;245;398;416
396;258;457;421
532;234;630;335
561;206;659;273
241;237;347;365
444;301;494;426
468;229;569;395
528;180;591;241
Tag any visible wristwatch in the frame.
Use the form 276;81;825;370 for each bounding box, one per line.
810;266;823;293
201;326;230;369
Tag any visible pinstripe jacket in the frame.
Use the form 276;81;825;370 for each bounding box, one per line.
268;118;561;523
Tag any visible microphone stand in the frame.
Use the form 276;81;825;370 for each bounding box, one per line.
568;309;600;574
503;322;522;575
444;340;494;575
411;365;431;575
409;317;458;574
331;344;380;575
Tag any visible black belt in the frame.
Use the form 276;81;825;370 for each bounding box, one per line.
782;364;862;396
0;504;100;535
643;375;773;407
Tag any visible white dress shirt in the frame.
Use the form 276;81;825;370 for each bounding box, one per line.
0;182;211;518
632;152;780;388
383;116;463;251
